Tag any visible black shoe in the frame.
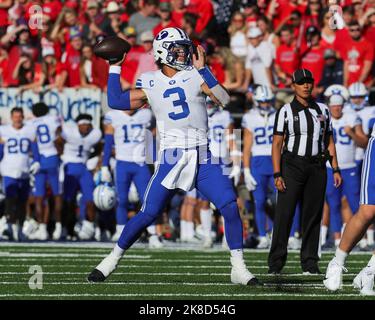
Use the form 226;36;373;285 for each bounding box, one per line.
87;269;106;282
267;268;281;275
247;277;263;286
302;266;322;275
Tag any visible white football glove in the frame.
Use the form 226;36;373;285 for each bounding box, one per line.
100;166;112;183
244;168;257;191
29;161;40;175
229;165;241;186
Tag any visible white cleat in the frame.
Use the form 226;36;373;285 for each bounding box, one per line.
257;236;269;249
22;218;38;238
52;222;62;240
323;258;347;291
29;225;48;241
78;220;95;240
358;238;368;249
288;236;301;250
111;225;124;242
203;237;213;248
87;251;121;282
353;266;375;296
94;227;101;242
149;235;164;249
230;257;260;286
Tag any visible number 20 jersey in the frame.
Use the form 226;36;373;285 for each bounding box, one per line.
103;109;152;163
136;68;207;151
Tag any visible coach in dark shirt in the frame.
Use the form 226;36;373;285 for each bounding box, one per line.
268;69;342;274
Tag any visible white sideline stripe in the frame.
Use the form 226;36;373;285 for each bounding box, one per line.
0;271;359;276
0;281;355;288
0;293;367;298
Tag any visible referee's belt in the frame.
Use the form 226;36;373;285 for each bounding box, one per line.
283;151;330;164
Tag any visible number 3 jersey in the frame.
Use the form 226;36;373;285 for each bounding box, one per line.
241;108;276;156
30;115;61;158
331;112;361;169
61;125;102;164
136;68;207;151
0;124;36;179
103;109;152;163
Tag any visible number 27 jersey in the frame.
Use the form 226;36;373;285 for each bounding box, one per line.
136;68;207;150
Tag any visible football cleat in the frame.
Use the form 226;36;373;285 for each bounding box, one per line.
29;224;48;241
353;266;375;296
323;258;347;291
22;218;38;238
230;257;261;286
257;236;269;249
87;251;120;283
52;222;62;240
288;236;301;250
149;235;164;249
203;237;213;249
78;220;95;240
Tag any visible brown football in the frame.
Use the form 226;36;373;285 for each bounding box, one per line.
93;36;131;64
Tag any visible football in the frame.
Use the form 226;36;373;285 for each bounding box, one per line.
93;36;131;64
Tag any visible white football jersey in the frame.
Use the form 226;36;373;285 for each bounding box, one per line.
0;124;36;179
136;68;207;150
344;104;375;161
330;112;361;169
104;109;152;163
241;108;276;156
30;114;61;157
208;109;233;159
61;124;101;164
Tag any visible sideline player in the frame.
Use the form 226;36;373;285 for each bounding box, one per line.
88;28;259;286
324;122;375;295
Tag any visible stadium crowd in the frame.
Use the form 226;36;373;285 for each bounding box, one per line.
0;0;374;251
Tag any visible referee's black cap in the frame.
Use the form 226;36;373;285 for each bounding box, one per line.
292;69;314;84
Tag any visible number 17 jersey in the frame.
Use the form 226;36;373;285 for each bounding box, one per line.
136;68;207;151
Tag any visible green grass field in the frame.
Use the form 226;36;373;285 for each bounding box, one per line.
0;242;374;300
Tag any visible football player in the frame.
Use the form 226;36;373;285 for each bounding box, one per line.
0;107;40;240
324;122;375;296
88;27;258;286
100;108;163;247
28;102;63;240
326;94;368;246
57;114;101;240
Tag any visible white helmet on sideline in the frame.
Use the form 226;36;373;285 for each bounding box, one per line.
253;85;275;115
93;184;116;211
153;27;193;71
348;82;369;111
324;84;349;101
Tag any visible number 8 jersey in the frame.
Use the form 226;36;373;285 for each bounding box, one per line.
136;68;207;150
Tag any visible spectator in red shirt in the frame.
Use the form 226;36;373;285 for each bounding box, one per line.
120;26;144;88
170;0;186;27
303;0;323;30
300;26;325;85
153;2;178;36
334;5;355;58
50;7;80;48
59;31;83;89
40;47;63;90
80;44;108;90
267;0;306;30
12;53;42;91
0;46;8;86
275;26;299;88
320;8;337;50
40;15;62;60
43;0;63;22
0;0;13;36
361;8;375;43
342;21;374;86
186;0;214;36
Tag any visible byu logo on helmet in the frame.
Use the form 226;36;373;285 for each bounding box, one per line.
156;30;169;40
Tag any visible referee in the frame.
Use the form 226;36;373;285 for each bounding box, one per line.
268;69;342;274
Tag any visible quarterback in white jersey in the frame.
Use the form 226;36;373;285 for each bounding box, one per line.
101;109;159;244
88;27;258;286
28;102;63;241
0;107;40;241
326;95;368;244
58;114;101;240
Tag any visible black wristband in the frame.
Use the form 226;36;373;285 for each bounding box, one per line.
273;172;282;179
332;167;341;174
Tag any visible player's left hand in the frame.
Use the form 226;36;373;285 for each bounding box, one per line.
229;165;241;186
29;161;40;175
193;45;206;70
333;172;342;188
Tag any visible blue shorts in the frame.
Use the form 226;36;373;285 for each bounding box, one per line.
34;155;61;197
3;176;29;201
63;163;95;202
360;136;375;205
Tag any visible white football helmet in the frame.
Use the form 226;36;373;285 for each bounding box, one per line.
253;85;275;115
324;84;349;101
153;27;193;71
348;82;369;111
93;184;116;211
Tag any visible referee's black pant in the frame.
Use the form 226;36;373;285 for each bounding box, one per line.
268;152;327;272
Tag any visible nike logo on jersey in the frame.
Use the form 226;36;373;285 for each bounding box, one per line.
182;78;191;82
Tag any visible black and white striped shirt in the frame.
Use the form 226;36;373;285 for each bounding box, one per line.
273;97;333;157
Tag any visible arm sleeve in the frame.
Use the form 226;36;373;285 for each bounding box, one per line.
102;134;114;167
107;66;131;110
31;141;40;162
273;106;287;135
